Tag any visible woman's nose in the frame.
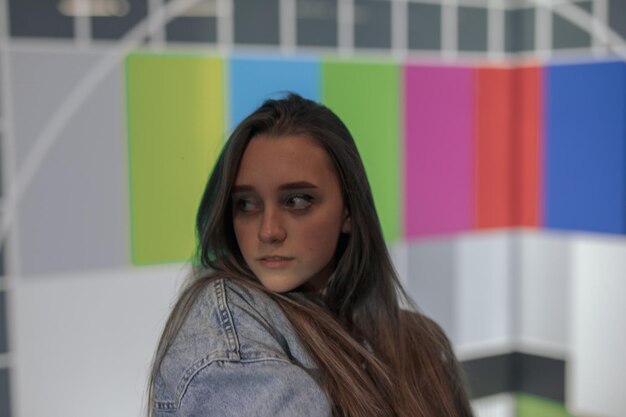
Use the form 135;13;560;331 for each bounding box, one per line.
258;207;286;243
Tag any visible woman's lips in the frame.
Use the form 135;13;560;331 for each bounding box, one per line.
258;256;294;268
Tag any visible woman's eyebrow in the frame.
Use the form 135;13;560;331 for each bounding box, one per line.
231;185;254;193
278;181;318;190
232;182;318;193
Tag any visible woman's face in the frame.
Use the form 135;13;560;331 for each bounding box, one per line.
231;134;351;293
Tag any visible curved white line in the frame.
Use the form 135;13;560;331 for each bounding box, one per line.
0;0;202;245
531;0;626;60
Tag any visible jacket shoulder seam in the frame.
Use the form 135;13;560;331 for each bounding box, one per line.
155;354;293;411
213;278;241;360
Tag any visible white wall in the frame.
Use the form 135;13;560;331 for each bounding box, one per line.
517;231;571;356
569;236;626;417
11;265;186;417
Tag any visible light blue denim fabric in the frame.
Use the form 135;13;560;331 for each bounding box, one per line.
152;278;331;417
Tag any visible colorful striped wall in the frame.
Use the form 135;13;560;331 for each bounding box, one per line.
126;54;626;266
5;2;626;416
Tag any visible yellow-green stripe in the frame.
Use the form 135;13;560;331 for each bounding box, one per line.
126;54;224;265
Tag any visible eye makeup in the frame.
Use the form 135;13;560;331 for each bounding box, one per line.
284;193;315;210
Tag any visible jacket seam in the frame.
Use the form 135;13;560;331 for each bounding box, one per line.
155;355;293;411
214;278;241;360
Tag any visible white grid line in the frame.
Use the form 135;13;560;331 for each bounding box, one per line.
149;0;166;48
279;0;297;52
75;0;91;49
487;0;506;61
391;0;409;60
410;0;489;7
442;0;459;60
0;0;22;280
0;0;19;412
592;0;608;56
0;0;621;60
506;0;537;11
548;0;626;61
217;0;233;51
338;0;354;55
535;0;552;59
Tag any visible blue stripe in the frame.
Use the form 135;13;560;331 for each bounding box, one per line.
229;54;321;131
545;61;626;234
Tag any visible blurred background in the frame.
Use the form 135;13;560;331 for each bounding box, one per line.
0;0;625;416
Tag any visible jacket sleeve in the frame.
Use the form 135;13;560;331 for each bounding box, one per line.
176;358;331;417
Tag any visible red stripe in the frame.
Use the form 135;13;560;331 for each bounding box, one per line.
475;67;515;228
512;66;542;227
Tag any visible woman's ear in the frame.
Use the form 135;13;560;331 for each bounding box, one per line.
341;209;351;234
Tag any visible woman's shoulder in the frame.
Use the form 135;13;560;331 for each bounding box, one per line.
153;278;287;404
153;277;327;414
218;278;318;366
167;277;294;364
155;277;318;395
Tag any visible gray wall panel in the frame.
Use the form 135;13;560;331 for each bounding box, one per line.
408;3;441;51
0;368;10;417
609;0;626;40
406;238;456;341
9;0;74;38
297;0;338;47
234;0;280;45
552;1;592;49
91;0;148;40
0;246;4;277
0;292;6;353
166;17;217;43
354;0;391;49
461;352;566;401
11;51;97;166
458;6;488;52
505;8;535;53
11;50;129;276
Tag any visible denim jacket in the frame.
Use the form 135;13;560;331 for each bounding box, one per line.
152;278;331;417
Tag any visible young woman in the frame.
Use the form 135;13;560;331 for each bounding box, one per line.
148;94;474;417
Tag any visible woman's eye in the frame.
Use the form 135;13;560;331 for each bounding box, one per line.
285;194;313;210
234;197;259;213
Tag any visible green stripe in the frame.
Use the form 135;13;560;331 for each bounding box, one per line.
322;59;401;242
126;54;224;265
516;394;577;417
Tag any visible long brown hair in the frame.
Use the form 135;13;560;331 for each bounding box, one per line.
148;94;473;417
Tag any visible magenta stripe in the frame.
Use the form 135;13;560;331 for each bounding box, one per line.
404;65;475;238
